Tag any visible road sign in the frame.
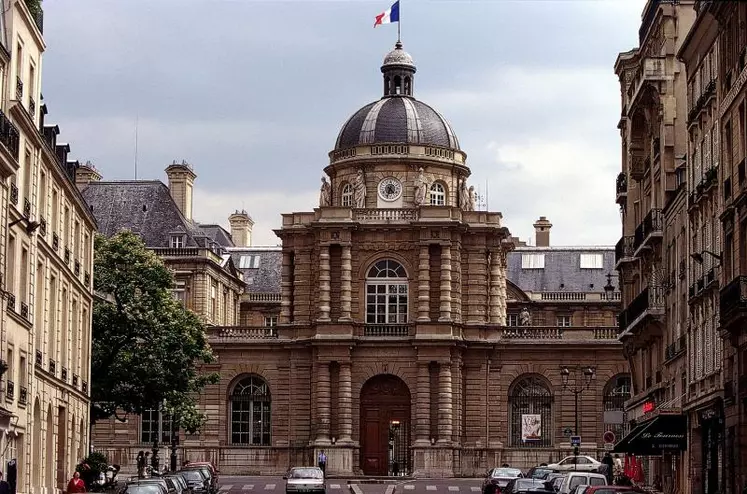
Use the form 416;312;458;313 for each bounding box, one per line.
570;435;581;447
603;431;616;444
563;427;573;437
604;443;614;451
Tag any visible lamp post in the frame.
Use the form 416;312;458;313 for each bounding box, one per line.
170;413;179;472
560;365;595;469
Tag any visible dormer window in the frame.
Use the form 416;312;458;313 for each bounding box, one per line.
170;235;184;248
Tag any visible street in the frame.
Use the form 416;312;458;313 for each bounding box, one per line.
218;477;484;494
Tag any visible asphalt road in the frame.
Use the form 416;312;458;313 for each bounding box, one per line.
218;477;484;494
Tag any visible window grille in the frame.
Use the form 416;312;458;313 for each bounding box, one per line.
509;376;553;448
365;260;408;324
603;375;631;441
230;375;271;445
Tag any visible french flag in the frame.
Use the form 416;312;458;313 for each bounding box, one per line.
374;1;400;27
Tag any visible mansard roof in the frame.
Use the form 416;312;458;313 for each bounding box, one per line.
225;246;282;294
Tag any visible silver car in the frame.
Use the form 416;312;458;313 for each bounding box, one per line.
283;467;325;494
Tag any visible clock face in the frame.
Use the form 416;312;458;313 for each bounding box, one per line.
378;177;403;201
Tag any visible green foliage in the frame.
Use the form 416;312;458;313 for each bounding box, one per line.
91;231;218;432
25;0;42;19
76;451;109;489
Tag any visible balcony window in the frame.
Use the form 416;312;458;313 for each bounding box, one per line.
556;315;572;327
264;316;278;327
365;259;408;324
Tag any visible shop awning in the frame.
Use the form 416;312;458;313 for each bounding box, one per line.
613;413;687;455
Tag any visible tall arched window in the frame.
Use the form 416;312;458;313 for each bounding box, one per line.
509;375;553;447
429;182;446;205
366;259;408;324
341;183;353;207
603;374;631;440
230;375;271;446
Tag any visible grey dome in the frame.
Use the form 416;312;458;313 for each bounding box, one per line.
383;43;414;67
334;97;460;151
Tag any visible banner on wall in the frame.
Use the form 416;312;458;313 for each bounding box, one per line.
521;414;542;442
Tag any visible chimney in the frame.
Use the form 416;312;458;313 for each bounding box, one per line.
228;210;254;247
533;216;552;247
165;160;197;221
75;160;102;191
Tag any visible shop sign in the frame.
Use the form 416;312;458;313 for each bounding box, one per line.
642;401;656;413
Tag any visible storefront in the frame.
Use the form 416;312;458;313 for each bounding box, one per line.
614;411;688;491
690;402;723;494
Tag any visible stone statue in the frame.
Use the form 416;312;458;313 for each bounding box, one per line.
353;169;366;208
459;179;470;211
413;167;428;206
468;185;476;211
519;307;532;326
319;177;331;207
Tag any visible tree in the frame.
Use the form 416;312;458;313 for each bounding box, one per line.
91;230;218;433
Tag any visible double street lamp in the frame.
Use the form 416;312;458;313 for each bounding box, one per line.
560;366;595;465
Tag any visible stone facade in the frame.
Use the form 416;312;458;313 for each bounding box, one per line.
0;2;96;494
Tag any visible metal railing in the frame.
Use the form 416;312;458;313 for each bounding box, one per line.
15;77;22;100
633;208;663;252
615;236;635;265
6;380;14;400
19;386;27;405
9;183;18;205
720;275;747;328
0;110;20;158
619;284;665;334
616;172;627;196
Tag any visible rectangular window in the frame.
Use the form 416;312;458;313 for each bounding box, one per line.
557;315;572;327
239;255;260;269
35;262;44;349
579;253;604;269
6;235;16;294
39;171;46;216
223;291;228;324
49;275;57;359
140;409;172;444
507;314;519;327
23;149;31;203
61;288;68;363
74;221;81;259
6;347;13;394
84;233;91;270
521;253;545;269
18;354;26;391
81;306;89;381
264;316;278;327
51;189;59;231
63;205;70;247
20;247;28;304
172;280;186;305
211;284;217;320
170;235;184;248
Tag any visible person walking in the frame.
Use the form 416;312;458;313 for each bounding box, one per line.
602;453;614;484
67;471;87;493
317;450;327;476
136;451;146;479
0;471;11;494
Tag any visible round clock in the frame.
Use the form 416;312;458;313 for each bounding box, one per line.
378;177;403;201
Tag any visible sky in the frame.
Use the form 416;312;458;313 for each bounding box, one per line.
41;0;646;247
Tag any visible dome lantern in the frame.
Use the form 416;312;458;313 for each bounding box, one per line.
381;41;415;97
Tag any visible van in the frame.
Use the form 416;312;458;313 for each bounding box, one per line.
557;472;607;494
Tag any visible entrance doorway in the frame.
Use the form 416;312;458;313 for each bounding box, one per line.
360;374;411;476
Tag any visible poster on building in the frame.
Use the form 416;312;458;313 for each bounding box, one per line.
521;414;542;442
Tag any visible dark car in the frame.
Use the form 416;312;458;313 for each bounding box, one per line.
483;468;524;494
121;481;169;494
182;466;217;494
503;479;555;494
178;469;211;494
526;468;556;480
165;474;192;494
583;487;645;494
128;477;178;494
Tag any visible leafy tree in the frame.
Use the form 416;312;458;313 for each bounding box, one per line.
91;230;218;433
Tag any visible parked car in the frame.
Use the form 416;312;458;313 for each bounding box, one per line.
526;468;556;480
182;466;217;494
483;468;524;494
556;473;607;494
129;477;178;494
583;487;645;494
547;456;602;472
120;481;169;494
283;467;326;494
165;474;192;494
502;479;554;494
184;462;219;483
177;469;210;494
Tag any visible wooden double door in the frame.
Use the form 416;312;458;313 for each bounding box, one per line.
360;374;411;476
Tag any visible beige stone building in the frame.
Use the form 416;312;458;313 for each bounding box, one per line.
613;0;694;490
89;43;628;476
0;1;96;493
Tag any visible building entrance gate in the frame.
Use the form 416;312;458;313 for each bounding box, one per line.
360;374;411;476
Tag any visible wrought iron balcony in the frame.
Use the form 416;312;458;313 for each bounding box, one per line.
82;380;88;394
7;293;15;312
615;236;636;267
0;110;20;158
49;359;56;376
61;367;67;381
39;216;46;237
52;232;59;251
18;386;27;405
23;198;30;217
618;284;665;337
9;183;18;205
616;172;628;204
15;77;22;100
5;380;14;400
28;97;35;118
72;374;79;387
64;247;70;264
74;260;80;276
84;271;90;286
633;208;663;254
720;275;747;331
20;302;28;320
35;350;42;366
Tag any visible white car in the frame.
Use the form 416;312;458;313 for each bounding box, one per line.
283;467;326;494
547;455;602;472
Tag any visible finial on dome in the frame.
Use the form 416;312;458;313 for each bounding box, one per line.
381;42;416;98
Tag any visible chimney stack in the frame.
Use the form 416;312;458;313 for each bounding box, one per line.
228;210;254;247
165;160;196;221
533;216;552;247
75;160;102;191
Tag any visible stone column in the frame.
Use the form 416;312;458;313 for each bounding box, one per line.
497;251;507;326
439;246;452;321
437;363;453;444
340;245;352;321
280;251;293;323
338;362;353;442
489;251;501;324
316;361;331;444
415;362;431;445
318;246;331;321
418;246;430;321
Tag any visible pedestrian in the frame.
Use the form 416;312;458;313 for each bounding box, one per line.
67;471;87;493
0;471;10;494
501;463;509;468
317;450;327;476
602;453;614;484
136;451;146;479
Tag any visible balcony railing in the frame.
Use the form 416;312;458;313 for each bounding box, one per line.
209;326;278;339
633;208;663;254
28;97;35;118
6;380;14;400
0;110;20;158
82;381;88;394
354;208;418;222
364;324;410;337
84;272;90;286
72;374;79;387
720;275;747;330
64;247;70;264
619;284;665;336
245;292;282;303
39;216;46;237
61;367;68;381
20;302;28;320
23;198;30;217
35;350;42;366
74;260;80;276
49;359;56;376
615;236;636;266
616;172;628;203
7;293;15;312
9;183;18;205
52;232;59;251
15;77;22;100
501;326;618;340
18;386;27;405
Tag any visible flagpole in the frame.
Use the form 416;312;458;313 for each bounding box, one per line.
397;0;401;42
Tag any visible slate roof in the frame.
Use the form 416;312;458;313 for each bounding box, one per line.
81;181;230;250
506;246;616;294
227;247;282;293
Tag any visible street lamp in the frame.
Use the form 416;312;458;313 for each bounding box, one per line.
560;365;595;468
690;250;722;266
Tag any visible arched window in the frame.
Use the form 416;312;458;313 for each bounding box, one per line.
404;76;411;96
603;374;631;440
366;259;408;324
384;76;390;95
341;183;353;207
509;375;553;447
429;182;446;206
394;75;402;95
230;375;271;445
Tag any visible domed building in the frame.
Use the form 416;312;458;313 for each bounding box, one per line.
89;43;627;477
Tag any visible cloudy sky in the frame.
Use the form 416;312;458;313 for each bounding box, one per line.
41;0;645;246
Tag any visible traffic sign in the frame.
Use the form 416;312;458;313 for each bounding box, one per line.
563;427;573;437
604;443;614;451
570;435;581;447
603;431;616;444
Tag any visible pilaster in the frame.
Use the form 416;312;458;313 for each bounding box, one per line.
414;361;431;445
417;246;430;322
439;246;452;321
489;251;501;324
318;246;331;321
437;363;453;444
315;361;331;445
340;245;352;321
338;362;353;443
